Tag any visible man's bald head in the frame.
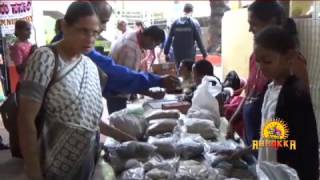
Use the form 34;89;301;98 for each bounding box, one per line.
90;0;113;31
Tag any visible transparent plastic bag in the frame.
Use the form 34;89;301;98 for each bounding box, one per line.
120;167;144;180
187;108;221;128
203;140;246;169
204;152;231;168
256;161;299;180
107;158;143;175
116;141;156;161
207;140;240;153
124;159;142;170
109;107;146;139
205;151;252;169
176;134;206;159
148;136;178;158
103;139;153;174
146;119;178;136
184;118;220;140
204;151;257;180
176;160;209;180
207;168;229;180
144;109;180;121
145;168;172;180
143;155;179;172
108;157;143;175
102;137;126;173
143;156;179;180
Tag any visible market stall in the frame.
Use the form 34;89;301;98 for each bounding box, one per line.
99;76;299;180
0;75;299;180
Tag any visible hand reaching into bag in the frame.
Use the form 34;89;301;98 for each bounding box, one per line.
100;122;137;142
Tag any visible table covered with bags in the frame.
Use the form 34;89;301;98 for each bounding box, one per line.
0;76;299;180
103;106;299;180
102;76;299;180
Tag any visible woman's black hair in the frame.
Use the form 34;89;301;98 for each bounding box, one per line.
193;60;214;76
255;26;296;54
249;1;300;49
180;59;194;72
224;70;241;90
64;1;97;25
248;1;285;25
283;18;298;36
283;17;300;48
143;25;165;43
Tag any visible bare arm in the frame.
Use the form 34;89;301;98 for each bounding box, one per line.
228;88;255;126
228;96;246;125
17;97;43;180
100;122;136;142
226;96;246;139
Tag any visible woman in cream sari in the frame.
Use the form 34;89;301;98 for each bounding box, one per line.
17;2;133;180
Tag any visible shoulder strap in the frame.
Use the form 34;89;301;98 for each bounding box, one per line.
34;45;60;135
44;45;83;93
46;45;59;91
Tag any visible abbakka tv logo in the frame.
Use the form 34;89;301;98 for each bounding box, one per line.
252;119;296;150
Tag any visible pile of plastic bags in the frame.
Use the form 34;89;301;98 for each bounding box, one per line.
105;76;299;179
103;117;259;180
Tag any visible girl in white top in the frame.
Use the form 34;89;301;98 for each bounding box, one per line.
222;26;318;180
254;26;318;180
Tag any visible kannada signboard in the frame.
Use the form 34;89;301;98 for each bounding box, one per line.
0;1;33;93
0;0;32;35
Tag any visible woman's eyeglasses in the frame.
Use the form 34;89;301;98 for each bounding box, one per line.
73;26;100;38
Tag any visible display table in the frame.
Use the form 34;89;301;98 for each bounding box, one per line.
0;94;239;180
129;94;239;142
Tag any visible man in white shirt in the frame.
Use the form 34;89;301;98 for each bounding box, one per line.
108;26;166;113
110;25;165;70
117;19;130;34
